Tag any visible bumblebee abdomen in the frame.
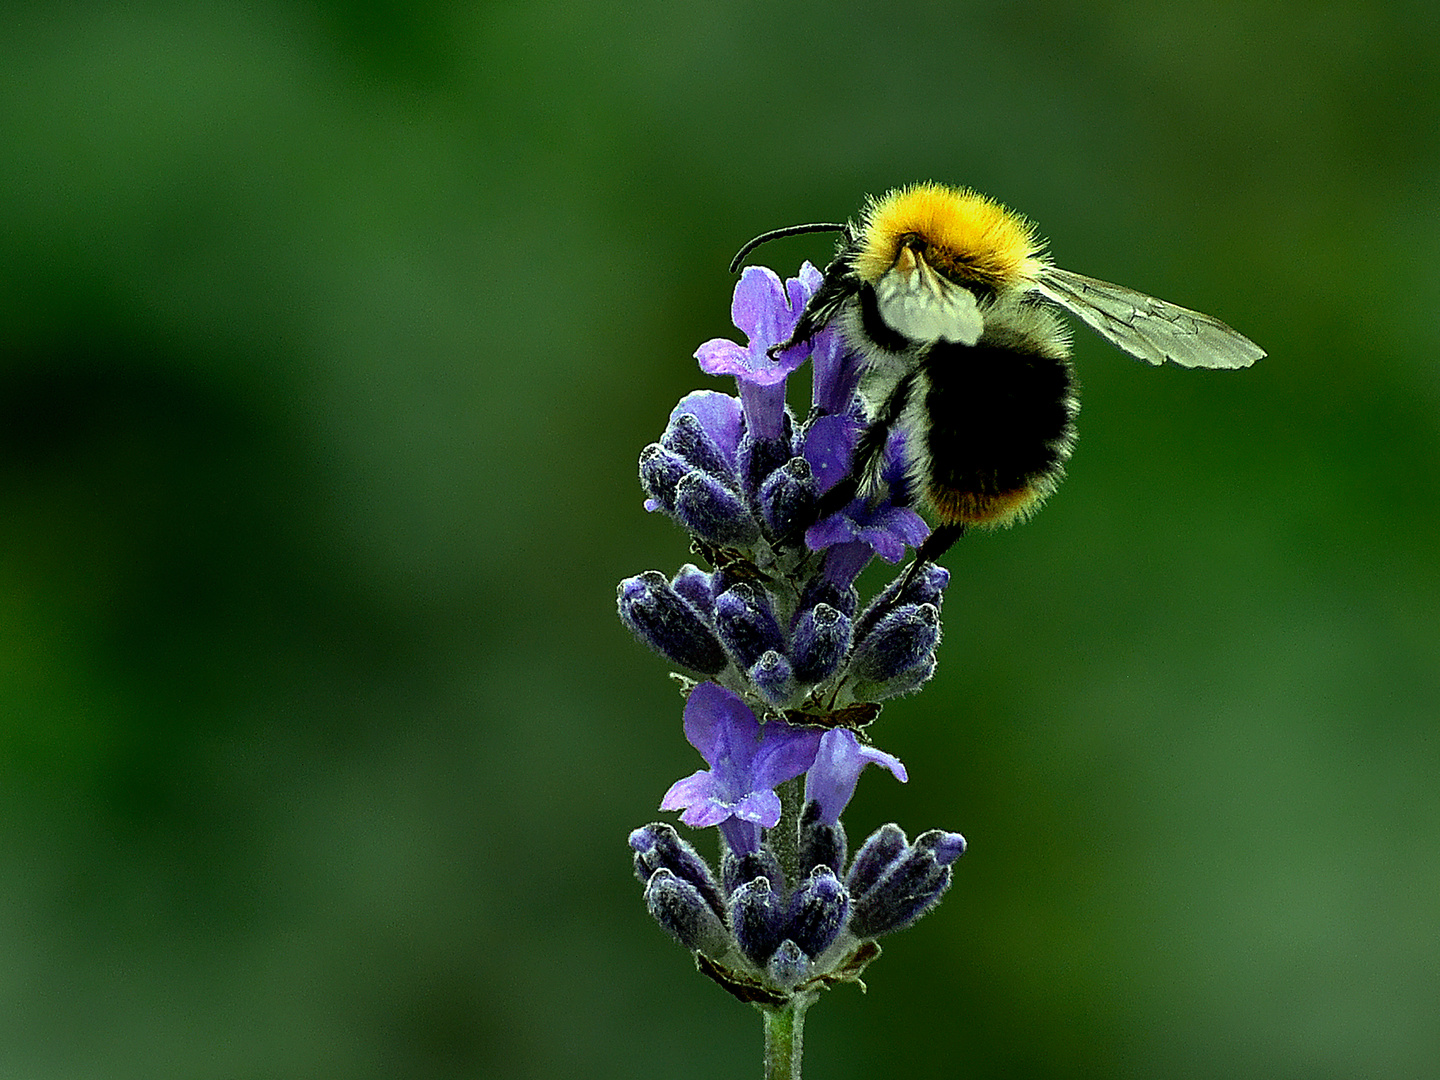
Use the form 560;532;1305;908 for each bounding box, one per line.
919;340;1077;527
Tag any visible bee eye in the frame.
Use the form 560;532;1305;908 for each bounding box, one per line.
900;233;927;254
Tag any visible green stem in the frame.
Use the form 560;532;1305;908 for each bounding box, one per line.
760;995;812;1080
773;776;802;889
759;780;814;1078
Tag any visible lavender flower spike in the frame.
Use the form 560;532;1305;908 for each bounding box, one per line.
622;260;970;1033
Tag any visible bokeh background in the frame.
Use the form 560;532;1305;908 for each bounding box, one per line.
2;2;1436;1077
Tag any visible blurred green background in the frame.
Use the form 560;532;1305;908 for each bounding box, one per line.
2;1;1436;1077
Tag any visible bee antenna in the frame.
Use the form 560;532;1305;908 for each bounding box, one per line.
729;222;849;274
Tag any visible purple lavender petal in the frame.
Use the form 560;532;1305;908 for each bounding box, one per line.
802;414;861;495
819;540;874;588
730;265;794;348
869;505;931;550
853;523;906;564
792;261;824;304
808;501;928;565
733;788;783;828
694;338;751;377
699;269;812;385
810;325;862;416
805;514;861;554
720;817;762;857
681;682;760;767
849;501;929;564
659;684;821;848
747;722;823;791
743;371;789;443
660;771;729;828
804;729;908;826
697;266;817;441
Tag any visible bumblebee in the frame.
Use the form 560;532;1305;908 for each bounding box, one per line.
731;182;1265;569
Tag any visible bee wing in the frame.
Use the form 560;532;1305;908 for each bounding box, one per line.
1032;266;1265;369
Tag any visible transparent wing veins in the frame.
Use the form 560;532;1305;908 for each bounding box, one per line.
1032;266;1265;369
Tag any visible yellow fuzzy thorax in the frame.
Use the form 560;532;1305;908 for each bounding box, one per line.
853;182;1046;290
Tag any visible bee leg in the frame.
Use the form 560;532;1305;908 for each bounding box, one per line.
812;474;860;523
786;371;919;548
764;261;859;358
810;416;889;520
899;522;966;593
777;471;857;552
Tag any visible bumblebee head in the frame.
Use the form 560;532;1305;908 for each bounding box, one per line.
854;183;1046;291
849;183;1047;347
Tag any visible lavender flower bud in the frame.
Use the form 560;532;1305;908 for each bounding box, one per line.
787;866;850;959
737;430;792;502
847;832;957;939
798;799;847;875
847;823;908;899
639;443;688;513
900;563;950;608
670;563;715;613
722;846;783;896
674;471;761;547
791;602;851;683
798;575;858;620
629;823;726;921
644;868;732;955
846;603;940;697
852;563;948;644
757;457;818;539
617;573;728;674
915;829;967;866
750;650;798;708
765;939;810;990
661;411;734;481
731;876;787;968
851;868;950;940
713;582;786;670
710;558;767;599
865;654;936;700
